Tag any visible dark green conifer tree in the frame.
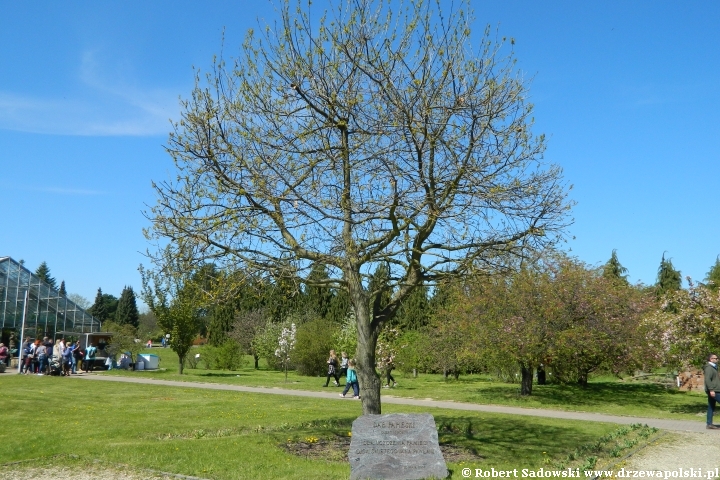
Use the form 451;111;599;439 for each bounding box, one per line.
393;285;429;330
116;286;140;328
90;288;108;321
704;257;720;291
102;294;119;322
304;263;334;320
35;261;57;290
59;280;67;296
656;253;682;297
603;249;629;285
428;278;453;317
207;302;235;346
328;288;351;323
263;269;304;323
232;275;266;312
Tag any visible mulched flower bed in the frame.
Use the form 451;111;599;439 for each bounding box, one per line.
282;435;484;463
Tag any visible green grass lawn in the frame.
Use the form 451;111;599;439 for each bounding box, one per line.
2;372;644;479
119;347;707;421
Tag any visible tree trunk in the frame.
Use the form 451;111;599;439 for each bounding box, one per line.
350;279;382;415
355;324;381;414
453;370;460;380
520;364;533;396
254;354;259;370
178;355;184;375
577;372;588;388
413;368;417;378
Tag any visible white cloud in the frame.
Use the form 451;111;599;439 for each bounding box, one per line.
0;50;181;136
0;184;108;196
29;187;108;195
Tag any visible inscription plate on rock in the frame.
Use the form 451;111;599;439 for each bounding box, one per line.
349;413;448;480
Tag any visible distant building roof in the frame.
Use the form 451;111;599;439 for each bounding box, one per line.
0;256;100;337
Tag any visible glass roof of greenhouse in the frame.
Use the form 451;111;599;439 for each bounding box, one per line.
0;256;100;337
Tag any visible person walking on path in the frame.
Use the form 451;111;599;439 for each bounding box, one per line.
339;359;360;399
338;352;349;385
322;350;340;387
703;353;720;429
383;353;397;388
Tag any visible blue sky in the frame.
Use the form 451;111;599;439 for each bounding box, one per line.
1;1;718;306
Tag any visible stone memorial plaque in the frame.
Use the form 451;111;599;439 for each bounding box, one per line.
349;413;448;480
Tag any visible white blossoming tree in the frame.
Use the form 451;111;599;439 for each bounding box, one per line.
275;323;297;383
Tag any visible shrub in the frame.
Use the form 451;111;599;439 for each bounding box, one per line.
395;330;432;374
199;340;247;371
183;351;201;369
293;318;339;376
102;320;143;359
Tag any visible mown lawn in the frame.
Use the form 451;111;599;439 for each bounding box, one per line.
117;347;707;421
2;373;637;479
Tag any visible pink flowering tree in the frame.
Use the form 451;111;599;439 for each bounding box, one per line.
438;253;654;394
648;279;720;368
375;327;401;384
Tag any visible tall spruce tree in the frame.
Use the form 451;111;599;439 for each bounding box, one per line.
603;250;629;285
116;286;140;328
35;261;57;290
58;280;67;296
207;302;235;346
428;278;454;317
327;288;351;323
704;257;720;291
102;294;119;322
393;285;429;330
304;263;334;320
656;253;682;297
90;288;108;321
262;271;304;324
230;274;267;314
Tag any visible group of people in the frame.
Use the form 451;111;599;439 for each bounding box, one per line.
19;337;96;376
321;349;397;399
146;337;168;348
322;350;360;399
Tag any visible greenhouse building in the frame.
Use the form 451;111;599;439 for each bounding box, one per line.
0;256;100;349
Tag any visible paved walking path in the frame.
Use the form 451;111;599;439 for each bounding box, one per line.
71;374;711;433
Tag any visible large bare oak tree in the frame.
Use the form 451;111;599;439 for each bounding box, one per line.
145;0;573;414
